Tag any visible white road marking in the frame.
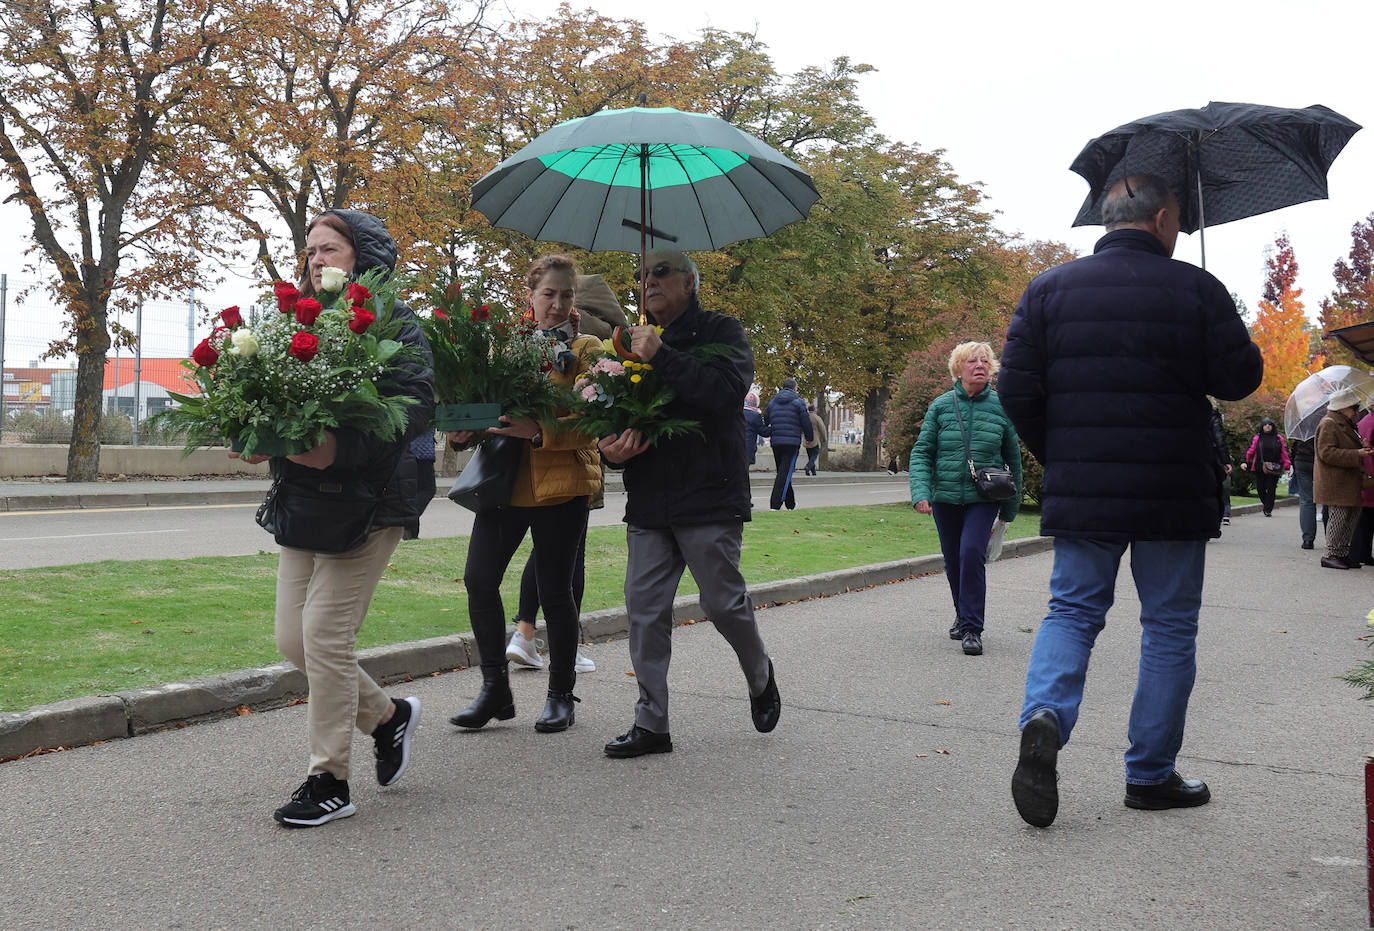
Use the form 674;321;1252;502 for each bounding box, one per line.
0;503;256;518
0;529;189;542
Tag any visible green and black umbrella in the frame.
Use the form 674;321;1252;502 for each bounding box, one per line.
471;105;820;262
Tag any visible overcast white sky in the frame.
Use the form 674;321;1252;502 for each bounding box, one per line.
1;0;1370;362
515;0;1373;318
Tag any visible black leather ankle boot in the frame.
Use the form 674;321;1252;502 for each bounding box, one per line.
534;690;580;733
449;665;515;728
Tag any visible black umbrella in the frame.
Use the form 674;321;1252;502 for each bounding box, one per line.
1070;101;1360;265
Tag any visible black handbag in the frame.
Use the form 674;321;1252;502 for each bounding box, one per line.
256;470;381;554
447;434;523;513
950;391;1017;502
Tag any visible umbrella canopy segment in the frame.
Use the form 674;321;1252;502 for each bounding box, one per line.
1283;364;1374;441
471;107;820;253
1070;101;1361;235
1328;320;1374;366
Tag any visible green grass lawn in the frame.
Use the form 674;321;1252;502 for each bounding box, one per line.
2;499;1254;711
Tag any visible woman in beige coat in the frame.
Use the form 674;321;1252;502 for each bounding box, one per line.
1314;387;1374;569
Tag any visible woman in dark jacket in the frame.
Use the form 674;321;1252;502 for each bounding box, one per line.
1242;417;1290;517
909;341;1021;657
234;209;434;828
743;392;770;465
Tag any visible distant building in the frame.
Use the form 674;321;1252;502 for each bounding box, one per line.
2;358;195;420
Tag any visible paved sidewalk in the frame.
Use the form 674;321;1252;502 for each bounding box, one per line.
2;502;1367;929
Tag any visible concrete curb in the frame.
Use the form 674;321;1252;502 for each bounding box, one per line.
0;535;1054;762
0;471;904;512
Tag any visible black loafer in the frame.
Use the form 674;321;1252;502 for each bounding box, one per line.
750;660;781;733
1321;556;1356;570
604;725;673;758
949;617;962;640
1300;541;1314;550
1012;709;1060;828
1124;771;1211;810
962;631;983;655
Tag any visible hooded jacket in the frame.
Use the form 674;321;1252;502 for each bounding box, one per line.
619;298;754;528
271;209;435;539
765;388;813;446
1315;407;1368;507
1244;419;1290;473
999;229;1263;541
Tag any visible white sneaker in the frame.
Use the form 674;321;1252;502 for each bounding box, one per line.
506;630;544;668
575;651;596;674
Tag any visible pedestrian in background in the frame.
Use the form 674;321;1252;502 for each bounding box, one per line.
765;377;812;510
1242;418;1289;517
1000;174;1263;828
234;209;433;828
1314;388;1373;570
743;392;770;466
908;341;1021;658
803;403;828;476
1348;409;1374;566
1208;403;1232;527
1289;433;1318;549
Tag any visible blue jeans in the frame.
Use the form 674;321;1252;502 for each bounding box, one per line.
1019;537;1207;785
1291;458;1316;544
930;502;1000;634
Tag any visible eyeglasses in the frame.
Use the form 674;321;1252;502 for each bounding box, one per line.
634;263;680;283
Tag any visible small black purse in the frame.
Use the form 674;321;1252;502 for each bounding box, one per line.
951;392;1017;502
447;434;523;513
256;470;381;554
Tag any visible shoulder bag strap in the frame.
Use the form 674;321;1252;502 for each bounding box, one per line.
950;391;978;481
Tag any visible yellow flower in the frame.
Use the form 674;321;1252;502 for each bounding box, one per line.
652;325;664;335
601;338;616;354
630;374;642;383
1366;608;1374;626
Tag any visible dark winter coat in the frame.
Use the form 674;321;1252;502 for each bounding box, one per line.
999;229;1264;541
764;388;813;447
1314;408;1367;507
743;407;770;463
620;298;755;528
271;209;435;540
908;381;1023;523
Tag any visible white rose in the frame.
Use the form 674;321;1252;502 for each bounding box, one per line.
320;266;348;292
228;328;259;358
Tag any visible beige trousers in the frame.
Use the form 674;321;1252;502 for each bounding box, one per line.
274;527;403;781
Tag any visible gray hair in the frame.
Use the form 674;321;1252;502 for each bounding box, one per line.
680;253;700;295
1101;174;1174;229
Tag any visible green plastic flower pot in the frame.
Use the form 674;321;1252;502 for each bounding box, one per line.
435;403;503;431
230;434;313;458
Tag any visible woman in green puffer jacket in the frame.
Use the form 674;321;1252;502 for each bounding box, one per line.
909;341;1022;657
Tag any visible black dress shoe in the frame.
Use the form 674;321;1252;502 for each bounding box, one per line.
1321;556;1355;569
949;617;962;640
961;630;983;655
604;725;673;758
750;660;781;733
1300;540;1314;550
1124;771;1211;810
1012;709;1060;828
534;691;580;733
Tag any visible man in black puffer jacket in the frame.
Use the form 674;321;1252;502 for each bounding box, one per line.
598;248;780;759
1000;174;1262;829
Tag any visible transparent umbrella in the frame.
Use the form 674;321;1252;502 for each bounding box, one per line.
1283;365;1374;441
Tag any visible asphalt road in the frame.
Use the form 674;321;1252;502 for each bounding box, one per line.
0;479;912;569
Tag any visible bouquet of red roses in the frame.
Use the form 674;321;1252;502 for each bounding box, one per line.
152;268;416;457
419;277;573;431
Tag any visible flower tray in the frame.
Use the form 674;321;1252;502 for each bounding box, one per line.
435;402;503;431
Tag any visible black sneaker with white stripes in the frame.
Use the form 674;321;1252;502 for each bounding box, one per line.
273;772;355;828
373;696;420;787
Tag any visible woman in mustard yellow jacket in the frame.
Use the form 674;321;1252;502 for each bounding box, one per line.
448;255;602;733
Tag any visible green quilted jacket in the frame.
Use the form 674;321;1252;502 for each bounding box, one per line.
908;381;1022;523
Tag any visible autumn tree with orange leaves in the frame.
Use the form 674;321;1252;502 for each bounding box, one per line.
0;0;237;480
1318;212;1374;367
1251;233;1312;399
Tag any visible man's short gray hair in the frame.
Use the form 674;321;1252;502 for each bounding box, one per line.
1101;174;1174;229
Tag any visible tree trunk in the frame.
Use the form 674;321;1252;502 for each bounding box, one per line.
861;378;891;472
66;292;110;482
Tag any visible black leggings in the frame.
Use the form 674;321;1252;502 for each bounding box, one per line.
516;522;589;621
1254;472;1279;514
464;496;588;692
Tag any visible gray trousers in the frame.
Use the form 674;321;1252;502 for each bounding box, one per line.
625;521;771;733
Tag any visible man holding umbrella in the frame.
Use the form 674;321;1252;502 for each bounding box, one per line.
1000;174;1263;828
598;248;781;758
